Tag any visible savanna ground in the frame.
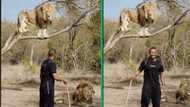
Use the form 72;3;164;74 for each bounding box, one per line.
104;63;190;107
1;63;190;107
1;64;100;107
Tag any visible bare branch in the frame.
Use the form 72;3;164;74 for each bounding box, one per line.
20;7;97;40
104;9;190;54
1;7;98;55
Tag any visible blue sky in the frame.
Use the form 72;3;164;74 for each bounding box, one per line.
2;0;143;22
105;0;142;21
2;0;45;22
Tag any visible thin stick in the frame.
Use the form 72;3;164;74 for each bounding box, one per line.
125;80;133;106
161;84;168;102
66;85;71;107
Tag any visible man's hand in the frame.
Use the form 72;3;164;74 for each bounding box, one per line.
129;76;137;81
161;80;165;86
53;73;67;85
62;80;67;85
160;72;165;86
129;70;141;81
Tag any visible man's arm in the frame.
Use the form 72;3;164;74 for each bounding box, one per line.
130;59;145;80
159;61;164;86
50;62;67;84
130;70;142;80
53;73;67;84
160;72;164;85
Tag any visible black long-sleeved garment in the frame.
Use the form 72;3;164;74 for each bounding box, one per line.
40;58;57;107
139;56;164;107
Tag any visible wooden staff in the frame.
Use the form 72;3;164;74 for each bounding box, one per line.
161;83;168;102
65;84;71;107
125;80;133;106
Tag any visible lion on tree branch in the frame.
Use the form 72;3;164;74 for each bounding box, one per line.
119;1;157;35
17;2;55;37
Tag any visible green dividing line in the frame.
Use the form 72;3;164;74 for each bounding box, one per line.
100;0;104;107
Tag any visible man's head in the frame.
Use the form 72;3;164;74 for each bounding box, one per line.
48;48;56;59
148;46;157;59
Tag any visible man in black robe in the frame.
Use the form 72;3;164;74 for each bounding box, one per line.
40;48;67;107
130;47;164;107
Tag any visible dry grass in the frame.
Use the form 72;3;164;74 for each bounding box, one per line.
104;62;134;82
1;64;100;107
104;62;190;107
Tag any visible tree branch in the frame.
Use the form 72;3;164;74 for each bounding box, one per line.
1;7;98;55
104;9;190;54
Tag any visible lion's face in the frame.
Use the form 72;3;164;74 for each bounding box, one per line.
83;85;95;101
41;3;55;24
143;2;156;23
73;81;95;104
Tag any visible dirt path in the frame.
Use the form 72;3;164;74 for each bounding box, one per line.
1;84;100;107
1;64;100;107
104;82;190;107
2;64;190;107
104;63;190;107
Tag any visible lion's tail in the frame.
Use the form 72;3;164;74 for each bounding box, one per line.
118;10;124;32
119;12;122;26
17;14;22;33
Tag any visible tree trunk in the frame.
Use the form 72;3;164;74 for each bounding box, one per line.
129;39;136;63
30;45;34;66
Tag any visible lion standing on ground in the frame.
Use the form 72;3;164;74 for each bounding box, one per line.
119;1;157;35
17;2;55;37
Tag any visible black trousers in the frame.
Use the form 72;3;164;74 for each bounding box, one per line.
40;82;54;107
141;84;161;107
